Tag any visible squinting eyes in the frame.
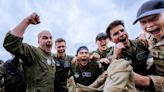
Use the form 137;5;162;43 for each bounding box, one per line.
57;46;65;48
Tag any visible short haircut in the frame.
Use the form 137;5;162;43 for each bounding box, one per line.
37;30;50;40
106;20;124;39
55;38;66;44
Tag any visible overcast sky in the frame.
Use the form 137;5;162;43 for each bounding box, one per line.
0;0;148;61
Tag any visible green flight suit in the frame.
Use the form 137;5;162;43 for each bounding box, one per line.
107;39;150;75
54;54;73;92
90;47;112;71
69;60;102;86
3;32;56;92
90;47;112;59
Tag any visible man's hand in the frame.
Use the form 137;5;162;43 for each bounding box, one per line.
138;33;148;47
26;12;40;25
133;72;150;87
90;52;100;60
11;12;40;37
112;42;125;59
98;58;111;64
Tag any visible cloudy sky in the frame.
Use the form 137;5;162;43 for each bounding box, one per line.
0;0;148;61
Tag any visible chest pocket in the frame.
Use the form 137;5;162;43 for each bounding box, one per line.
151;49;164;59
56;60;71;72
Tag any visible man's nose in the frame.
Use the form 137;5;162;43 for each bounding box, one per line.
146;21;154;29
47;38;52;41
119;31;124;36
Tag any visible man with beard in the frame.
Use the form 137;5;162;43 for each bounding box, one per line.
133;0;164;91
69;46;102;86
3;13;56;92
54;38;73;92
90;32;112;71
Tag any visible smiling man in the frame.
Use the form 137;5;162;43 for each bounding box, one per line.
90;33;111;60
54;38;73;92
133;0;164;91
90;32;112;71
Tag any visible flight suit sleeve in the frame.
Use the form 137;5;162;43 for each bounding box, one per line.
3;31;38;64
149;75;164;92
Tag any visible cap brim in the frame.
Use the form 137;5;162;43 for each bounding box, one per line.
96;36;108;41
133;8;164;24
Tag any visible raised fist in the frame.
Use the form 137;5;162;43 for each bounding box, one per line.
26;12;40;25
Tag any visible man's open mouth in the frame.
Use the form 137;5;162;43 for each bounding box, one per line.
46;44;52;48
119;37;126;42
148;28;160;35
82;59;87;61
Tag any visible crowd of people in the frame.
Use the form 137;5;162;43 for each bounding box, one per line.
0;0;163;92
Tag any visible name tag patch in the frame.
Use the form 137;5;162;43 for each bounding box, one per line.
82;72;91;77
137;51;148;60
64;63;70;68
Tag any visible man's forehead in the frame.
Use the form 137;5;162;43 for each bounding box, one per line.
78;49;88;53
38;31;52;38
139;14;160;22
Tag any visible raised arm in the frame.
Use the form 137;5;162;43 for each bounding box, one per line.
11;12;40;37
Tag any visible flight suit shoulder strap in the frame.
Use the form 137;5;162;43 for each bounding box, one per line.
130;39;140;47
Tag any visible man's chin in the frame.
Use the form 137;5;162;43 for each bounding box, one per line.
45;49;52;53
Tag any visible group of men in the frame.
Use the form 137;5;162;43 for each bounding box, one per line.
1;0;164;92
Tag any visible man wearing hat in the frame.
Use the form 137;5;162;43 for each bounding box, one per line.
67;46;103;92
90;32;112;71
133;0;164;91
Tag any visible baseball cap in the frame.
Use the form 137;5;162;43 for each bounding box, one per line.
133;0;164;24
96;33;108;41
76;46;89;55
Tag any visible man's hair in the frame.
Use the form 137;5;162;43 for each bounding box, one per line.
106;20;124;39
55;38;66;44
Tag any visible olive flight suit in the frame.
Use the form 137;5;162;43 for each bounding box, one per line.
69;60;102;86
79;39;150;92
54;54;73;92
90;47;112;71
3;32;56;92
107;39;150;75
90;47;112;59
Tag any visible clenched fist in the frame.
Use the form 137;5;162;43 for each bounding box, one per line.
25;12;40;25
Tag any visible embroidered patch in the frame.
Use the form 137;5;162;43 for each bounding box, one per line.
47;59;51;65
74;72;80;78
136;51;148;60
55;61;60;66
64;62;70;68
82;72;91;77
